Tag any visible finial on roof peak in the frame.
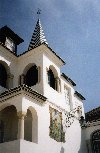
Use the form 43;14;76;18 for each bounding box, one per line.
37;8;41;19
28;11;48;50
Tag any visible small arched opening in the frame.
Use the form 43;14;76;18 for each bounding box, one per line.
0;63;7;88
48;69;55;89
47;65;60;91
20;64;39;87
24;107;38;143
0;61;12;89
91;129;100;153
0;105;18;143
25;65;38;86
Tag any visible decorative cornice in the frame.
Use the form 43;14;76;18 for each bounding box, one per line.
0;84;47;103
61;73;76;86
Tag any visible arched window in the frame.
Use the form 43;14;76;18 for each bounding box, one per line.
24;107;38;143
91;130;100;153
25;65;38;87
0;105;18;143
0;63;7;88
48;69;56;90
24;109;32;142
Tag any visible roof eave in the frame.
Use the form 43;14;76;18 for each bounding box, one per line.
74;91;85;100
61;73;76;86
0;25;24;45
43;43;65;65
0;84;47;102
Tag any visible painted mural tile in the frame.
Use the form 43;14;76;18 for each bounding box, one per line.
49;107;65;142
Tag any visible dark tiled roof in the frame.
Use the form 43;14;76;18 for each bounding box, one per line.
85;107;100;122
74;91;85;100
0;25;24;45
0;84;47;102
28;19;48;50
61;73;76;86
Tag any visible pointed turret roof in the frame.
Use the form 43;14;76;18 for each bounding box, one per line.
28;19;48;50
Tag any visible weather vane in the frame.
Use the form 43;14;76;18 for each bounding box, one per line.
37;8;41;18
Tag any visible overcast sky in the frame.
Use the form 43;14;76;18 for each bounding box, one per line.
0;0;100;112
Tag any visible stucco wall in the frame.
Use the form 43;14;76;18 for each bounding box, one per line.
0;45;84;115
0;45;18;89
0;44;86;153
0;93;86;153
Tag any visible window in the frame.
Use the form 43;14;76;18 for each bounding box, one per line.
64;86;70;105
0;63;7;88
25;65;38;87
5;37;15;51
48;69;56;90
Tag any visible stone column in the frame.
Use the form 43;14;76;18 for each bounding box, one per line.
7;73;14;88
20;74;25;85
17;111;26;139
56;77;61;92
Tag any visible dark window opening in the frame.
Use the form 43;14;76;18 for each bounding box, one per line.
25;65;38;87
91;130;100;153
0;106;18;143
0;64;7;88
48;69;56;90
0;120;4;143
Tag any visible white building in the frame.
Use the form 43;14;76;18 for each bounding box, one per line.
0;18;99;153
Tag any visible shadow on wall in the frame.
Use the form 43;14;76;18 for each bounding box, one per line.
60;147;65;153
78;127;88;153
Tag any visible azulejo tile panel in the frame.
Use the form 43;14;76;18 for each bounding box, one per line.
49;106;65;142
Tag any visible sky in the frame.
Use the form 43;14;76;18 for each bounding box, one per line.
0;0;100;112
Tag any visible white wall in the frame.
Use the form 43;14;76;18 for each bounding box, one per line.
0;44;86;153
0;45;18;88
0;140;20;153
0;93;85;153
0;45;84;116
